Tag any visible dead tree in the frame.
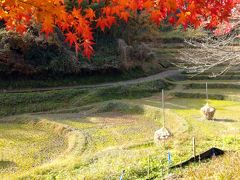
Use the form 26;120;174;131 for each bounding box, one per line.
176;32;240;77
176;6;240;77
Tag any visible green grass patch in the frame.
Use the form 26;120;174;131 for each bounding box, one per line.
0;80;171;117
171;92;225;100
185;82;240;89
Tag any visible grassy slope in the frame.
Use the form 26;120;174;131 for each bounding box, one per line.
0;117;67;178
1;97;240;179
1;83;240;179
0;80;170;117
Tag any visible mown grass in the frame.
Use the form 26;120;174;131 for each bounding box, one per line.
15;101;186;179
0;117;67;178
137;97;240;178
1;96;239;179
1;72;240;179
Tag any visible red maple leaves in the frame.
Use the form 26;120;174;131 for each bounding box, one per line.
0;0;238;59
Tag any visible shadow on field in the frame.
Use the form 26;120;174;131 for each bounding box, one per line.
171;147;225;169
39;113;92;122
0;160;17;169
213;119;237;123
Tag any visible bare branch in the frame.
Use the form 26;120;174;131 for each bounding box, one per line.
174;28;240;76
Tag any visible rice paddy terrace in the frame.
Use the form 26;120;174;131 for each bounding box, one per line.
1;70;240;179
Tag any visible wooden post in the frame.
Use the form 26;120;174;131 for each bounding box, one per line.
206;82;208;103
193;137;196;159
162;89;165;128
235;129;237;151
162;89;166;151
1;151;3;180
1;151;2;161
161;160;164;177
147;155;150;179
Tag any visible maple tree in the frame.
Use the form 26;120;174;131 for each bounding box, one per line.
0;0;238;59
213;4;240;36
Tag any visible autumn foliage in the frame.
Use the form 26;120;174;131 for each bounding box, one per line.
0;0;238;59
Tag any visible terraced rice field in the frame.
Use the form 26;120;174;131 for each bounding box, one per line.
0;117;67;178
1;71;240;179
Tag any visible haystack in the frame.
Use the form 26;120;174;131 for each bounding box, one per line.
201;103;216;120
154;127;171;144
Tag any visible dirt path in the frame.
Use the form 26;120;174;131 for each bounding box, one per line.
1;69;182;93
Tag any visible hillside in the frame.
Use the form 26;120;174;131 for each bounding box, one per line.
1;69;240;179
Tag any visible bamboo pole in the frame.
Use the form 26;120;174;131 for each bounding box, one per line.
206;82;208;103
162;89;165;128
193;137;196;159
148;155;150;179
